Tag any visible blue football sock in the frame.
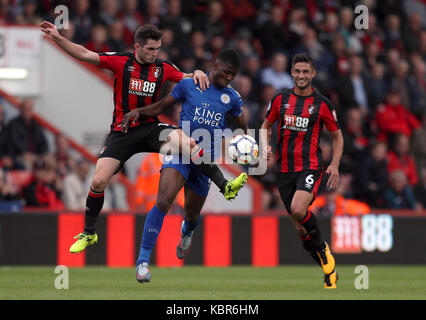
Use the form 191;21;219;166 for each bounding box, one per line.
181;215;201;236
136;206;166;265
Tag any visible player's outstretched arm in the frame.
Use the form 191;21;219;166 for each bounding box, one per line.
260;119;273;160
40;21;100;65
121;95;177;133
325;129;344;189
182;70;210;90
233;112;248;134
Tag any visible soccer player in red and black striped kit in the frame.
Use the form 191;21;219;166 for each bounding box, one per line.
40;22;247;254
261;53;344;289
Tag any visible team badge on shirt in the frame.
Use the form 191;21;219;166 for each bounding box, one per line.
221;94;230;104
153;66;161;78
308;104;316;114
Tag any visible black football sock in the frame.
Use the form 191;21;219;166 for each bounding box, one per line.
190;146;228;193
83;188;105;234
298;211;322;250
300;234;322;266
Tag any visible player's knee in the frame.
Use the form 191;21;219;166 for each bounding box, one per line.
290;203;306;219
91;176;108;192
155;195;174;213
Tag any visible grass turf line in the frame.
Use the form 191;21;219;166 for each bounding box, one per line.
1;265;425;300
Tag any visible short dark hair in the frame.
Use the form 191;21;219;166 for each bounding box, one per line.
134;24;162;45
217;48;240;69
292;53;315;69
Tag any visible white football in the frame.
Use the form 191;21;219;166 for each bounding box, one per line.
228;134;259;165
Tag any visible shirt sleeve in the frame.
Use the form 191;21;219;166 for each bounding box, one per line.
265;94;281;123
163;60;184;83
320;100;340;132
230;91;243;117
170;80;187;101
98;52;123;72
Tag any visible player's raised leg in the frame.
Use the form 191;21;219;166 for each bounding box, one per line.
135;167;186;283
176;186;206;259
167;129;247;200
69;157;121;253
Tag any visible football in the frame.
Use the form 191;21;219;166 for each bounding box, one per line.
228;134;259;165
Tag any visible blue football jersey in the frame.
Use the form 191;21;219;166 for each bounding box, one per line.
171;77;243;160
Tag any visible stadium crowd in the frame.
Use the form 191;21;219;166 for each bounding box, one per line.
0;0;425;214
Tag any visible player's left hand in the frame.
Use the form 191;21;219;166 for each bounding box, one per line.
121;109;140;133
325;164;339;190
193;70;210;90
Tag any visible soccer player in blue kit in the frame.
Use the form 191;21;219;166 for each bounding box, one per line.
121;49;248;282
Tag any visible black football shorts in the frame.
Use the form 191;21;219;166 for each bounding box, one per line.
99;121;177;165
276;169;327;214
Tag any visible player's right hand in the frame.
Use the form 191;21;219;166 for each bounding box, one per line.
40;21;60;40
262;145;272;160
121;109;140;133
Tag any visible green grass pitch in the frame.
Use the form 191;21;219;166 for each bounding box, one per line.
1;265;425;300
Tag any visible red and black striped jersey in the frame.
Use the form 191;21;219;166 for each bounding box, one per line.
98;52;183;131
266;88;340;173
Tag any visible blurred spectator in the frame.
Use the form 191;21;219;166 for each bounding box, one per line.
260;52;293;91
384;14;403;50
233;75;259;128
355;141;389;208
0;104;7;156
387;134;419;186
243;54;262;88
338;7;362;54
228;28;256;64
16;0;42;25
54;134;76;178
118;0;144;47
412;113;426;178
368;62;387;107
383;170;417;210
71;0;93;45
364;41;385;72
0;167;20;202
407;54;426;118
3;99;48;169
182;29;211;68
338;54;375;117
330;33;350;79
414;167;426;209
144;0;162;26
85;24;111;53
158;27;180;62
310;188;371;217
293;27;334;91
258;5;291;56
220;0;256;33
357;13;385;52
134;154;183;212
193;0;227;42
159;0;191;50
0;0;16;24
287;7;309;45
97;0;120;26
402;12;423;54
388;59;411;110
62;158;91;210
318;12;340;49
21;158;64;209
341;107;370;173
375;87;420;141
107;20;127;52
